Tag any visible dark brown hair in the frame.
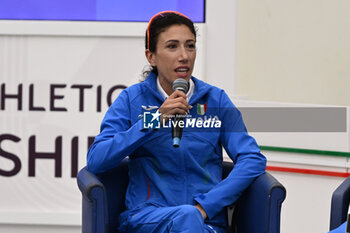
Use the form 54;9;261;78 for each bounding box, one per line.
143;11;197;78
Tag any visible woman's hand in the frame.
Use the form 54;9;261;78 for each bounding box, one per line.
194;204;207;220
159;90;192;126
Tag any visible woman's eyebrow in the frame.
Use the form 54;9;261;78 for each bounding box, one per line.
186;39;196;43
165;39;195;43
165;40;179;43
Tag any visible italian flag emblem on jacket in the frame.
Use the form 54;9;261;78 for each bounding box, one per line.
197;103;207;115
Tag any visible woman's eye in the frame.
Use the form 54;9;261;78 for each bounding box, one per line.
187;44;196;49
167;44;177;49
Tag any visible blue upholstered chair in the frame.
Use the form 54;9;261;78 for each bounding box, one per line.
77;160;286;233
329;176;350;232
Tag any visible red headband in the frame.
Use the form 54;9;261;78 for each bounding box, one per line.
146;11;190;50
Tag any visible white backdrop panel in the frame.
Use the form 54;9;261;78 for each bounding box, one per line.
0;27;204;225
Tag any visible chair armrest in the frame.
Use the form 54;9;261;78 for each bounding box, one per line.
330;176;350;230
233;172;286;233
77;167;108;233
77;167;105;201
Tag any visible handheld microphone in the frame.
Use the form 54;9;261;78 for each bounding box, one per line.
172;78;189;147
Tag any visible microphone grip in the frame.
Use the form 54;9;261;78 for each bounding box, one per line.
172;115;184;147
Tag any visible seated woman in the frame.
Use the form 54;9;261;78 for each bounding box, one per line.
87;11;267;233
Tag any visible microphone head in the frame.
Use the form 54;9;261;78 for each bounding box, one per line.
172;78;189;93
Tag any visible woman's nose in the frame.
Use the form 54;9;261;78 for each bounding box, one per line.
178;46;189;62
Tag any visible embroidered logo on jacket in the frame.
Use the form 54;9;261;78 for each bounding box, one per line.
197;103;207;115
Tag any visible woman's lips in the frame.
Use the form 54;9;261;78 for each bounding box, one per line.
175;67;190;77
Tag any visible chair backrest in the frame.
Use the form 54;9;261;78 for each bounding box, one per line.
330;176;350;230
95;160;129;232
233;172;285;233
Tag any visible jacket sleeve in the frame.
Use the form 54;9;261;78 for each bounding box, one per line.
87;89;154;174
195;90;267;219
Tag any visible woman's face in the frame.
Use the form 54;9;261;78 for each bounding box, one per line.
146;24;196;93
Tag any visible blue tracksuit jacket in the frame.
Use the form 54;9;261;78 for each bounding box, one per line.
87;72;266;229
